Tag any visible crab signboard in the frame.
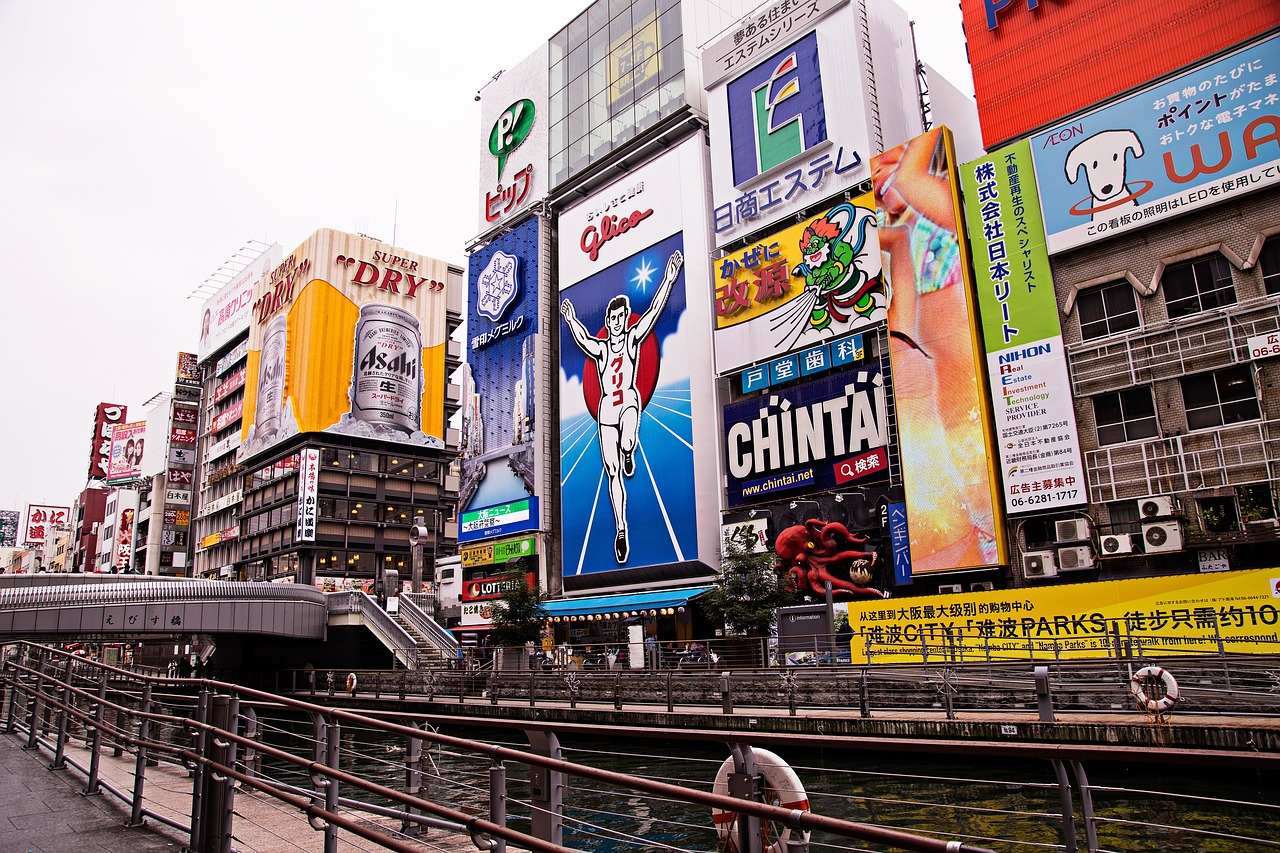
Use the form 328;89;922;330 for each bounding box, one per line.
712;190;883;374
1029;33;1280;255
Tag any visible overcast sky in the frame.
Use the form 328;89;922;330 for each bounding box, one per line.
0;0;972;519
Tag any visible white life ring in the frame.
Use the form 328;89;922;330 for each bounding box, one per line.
1130;666;1178;713
711;748;810;853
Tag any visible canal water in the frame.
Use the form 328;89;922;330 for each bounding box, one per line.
254;713;1280;852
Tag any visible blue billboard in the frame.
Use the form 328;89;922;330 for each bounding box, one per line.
463;217;541;524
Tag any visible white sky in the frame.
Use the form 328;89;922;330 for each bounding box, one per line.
0;0;971;517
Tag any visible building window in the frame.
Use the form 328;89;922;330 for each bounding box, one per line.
1093;387;1158;446
1107;501;1142;536
1180;365;1260;431
1078;281;1140;341
1162;254;1235;319
1260;237;1280;296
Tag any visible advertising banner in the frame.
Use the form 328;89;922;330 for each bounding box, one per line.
463;217;542;534
87;403;127;481
176;352;200;388
212;367;247;404
962;0;1276;149
462;570;538;603
238;229;452;462
216;340;249;376
703;0;873;247
459;497;539;544
874;126;1005;575
460;535;537;569
723;365;888;508
961;141;1087;514
114;491;139;571
198;244;282;362
296;448;319;543
713;191;884;373
848;568;1280;663
558;139;713;578
0;510;19;548
1030;34;1280;255
24;505;69;546
477;45;548;234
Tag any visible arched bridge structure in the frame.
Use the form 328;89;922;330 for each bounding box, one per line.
0;576;327;640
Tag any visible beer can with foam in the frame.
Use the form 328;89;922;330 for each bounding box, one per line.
350;304;422;432
254;314;288;438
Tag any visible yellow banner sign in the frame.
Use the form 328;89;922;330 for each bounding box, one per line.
846;569;1280;663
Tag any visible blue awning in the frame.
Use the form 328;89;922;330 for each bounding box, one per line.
540;586;714;618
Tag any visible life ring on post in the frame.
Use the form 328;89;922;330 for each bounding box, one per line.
1130;666;1178;713
711;747;810;853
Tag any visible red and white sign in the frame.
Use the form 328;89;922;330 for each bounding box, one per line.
1248;332;1280;361
211;399;244;433
23;504;70;546
172;405;198;425
167;467;194;487
212;367;247;404
462;572;537;602
170;426;197;445
296;448;320;542
198;244;282;362
87;403;127;481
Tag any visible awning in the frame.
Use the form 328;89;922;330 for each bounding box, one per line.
540;586;714;619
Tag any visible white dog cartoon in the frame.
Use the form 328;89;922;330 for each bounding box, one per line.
1064;129;1148;220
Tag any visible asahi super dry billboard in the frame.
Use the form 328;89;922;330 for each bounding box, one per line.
238;229;453;462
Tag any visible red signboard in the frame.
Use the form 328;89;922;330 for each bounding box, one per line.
462;572;537;602
960;0;1277;148
87;403;127;480
24;504;70;546
170;426;197;445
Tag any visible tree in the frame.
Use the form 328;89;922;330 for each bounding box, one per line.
702;534;797;637
487;561;549;649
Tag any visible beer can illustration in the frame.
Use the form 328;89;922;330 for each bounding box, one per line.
254;314;288;438
350;304;422;432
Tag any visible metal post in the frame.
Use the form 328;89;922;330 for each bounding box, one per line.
187;690;210;847
666;670;673;713
1070;761;1100;853
203;695;238;853
25;649;47;750
403;721;426;837
526;730;563;845
529;672;536;708
324;721;340;853
52;658;73;769
1035;665;1056;722
242;706;259;780
721;671;733;714
128;681;153;827
489;760;508;853
4;658;19;733
729;744;764;853
859;668;871;718
411;513;425;594
83;669;109;796
1050;758;1079;853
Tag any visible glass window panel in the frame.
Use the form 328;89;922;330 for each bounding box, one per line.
659;0;678;13
550;117;567;156
1261;237;1280;295
567;11;589;44
610;9;632;44
658;74;685;115
658;32;683;82
550;29;569;65
1097;423;1127;446
549;59;566;96
636;87;661;130
588;0;608;33
1120;387;1155;419
1125;415;1158;441
568;43;589;81
1217;365;1256;403
588;59;609;98
590;27;610;66
568;71;590;110
551;150;568;186
609;0;630;19
1222;397;1260;423
1180;374;1218;410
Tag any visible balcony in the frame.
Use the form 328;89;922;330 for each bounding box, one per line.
1084;418;1280;504
1067;297;1280;398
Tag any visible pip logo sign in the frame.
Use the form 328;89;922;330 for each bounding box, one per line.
726;30;827;188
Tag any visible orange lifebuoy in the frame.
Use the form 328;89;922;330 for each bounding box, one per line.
711;748;810;853
1130;666;1178;713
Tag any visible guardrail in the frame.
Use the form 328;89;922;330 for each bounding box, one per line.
326;591;419;670
1;641;1017;853
396;594;459;658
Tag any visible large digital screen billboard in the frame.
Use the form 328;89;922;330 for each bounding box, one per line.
463;217;543;531
557;138;715;579
712;191;883;374
1030;33;1280;255
238;229;453;462
873;126;1005;575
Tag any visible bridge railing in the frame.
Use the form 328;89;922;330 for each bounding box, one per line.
326;591;419;670
0;641;1028;853
395;594;459;659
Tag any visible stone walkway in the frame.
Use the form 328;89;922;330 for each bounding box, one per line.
0;729;480;852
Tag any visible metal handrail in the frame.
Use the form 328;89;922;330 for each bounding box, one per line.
394;594;459;657
327;591;419;670
0;580;327;609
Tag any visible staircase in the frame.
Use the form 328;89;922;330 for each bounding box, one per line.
390;595;459;669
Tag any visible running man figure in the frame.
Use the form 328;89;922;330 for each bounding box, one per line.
561;249;683;563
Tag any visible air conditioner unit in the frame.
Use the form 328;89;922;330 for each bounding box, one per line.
1022;550;1058;579
1137;496;1175;519
1099;533;1136;555
1142;521;1183;553
1055;518;1090;542
937;584;964;595
969;582;995;592
1057;545;1095;571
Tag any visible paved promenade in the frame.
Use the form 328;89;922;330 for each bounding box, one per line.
0;729;476;852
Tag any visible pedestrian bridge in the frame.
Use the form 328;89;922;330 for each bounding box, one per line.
0;575;457;668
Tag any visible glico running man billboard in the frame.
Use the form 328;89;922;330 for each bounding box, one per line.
461;216;543;542
873;126;1006;575
558;137;717;579
723;365;889;509
238;229;454;462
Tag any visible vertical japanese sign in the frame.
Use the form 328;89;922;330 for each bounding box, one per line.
962;141;1087;513
296;448;320;542
874;126;1005;575
86;403;127;481
24;505;69;546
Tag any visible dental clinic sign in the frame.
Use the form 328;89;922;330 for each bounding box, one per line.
723;365;888;508
1030;33;1280;255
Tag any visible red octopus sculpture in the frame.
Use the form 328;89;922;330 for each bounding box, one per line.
774;518;888;599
